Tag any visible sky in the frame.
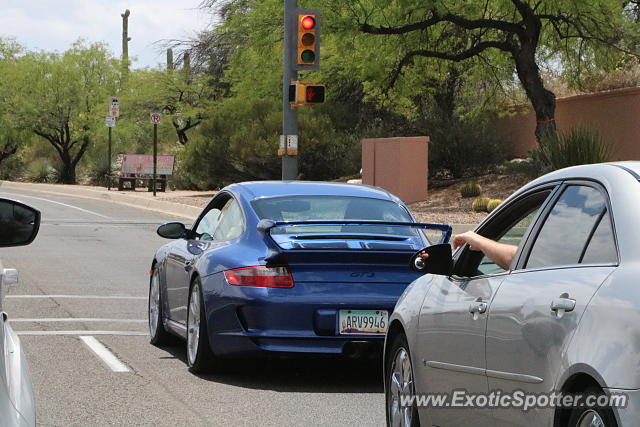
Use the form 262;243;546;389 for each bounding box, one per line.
0;0;213;68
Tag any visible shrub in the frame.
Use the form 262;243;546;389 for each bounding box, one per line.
27;160;57;183
428;118;506;179
472;197;491;213
531;127;613;175
460;181;482;198
486;199;503;212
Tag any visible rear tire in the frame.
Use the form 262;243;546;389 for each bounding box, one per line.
186;277;223;374
567;386;617;427
148;267;172;346
385;332;420;427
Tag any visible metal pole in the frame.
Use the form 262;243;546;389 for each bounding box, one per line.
153;123;157;197
282;0;298;180
107;126;112;191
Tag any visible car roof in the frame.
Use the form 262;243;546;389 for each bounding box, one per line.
226;181;403;204
519;161;640;191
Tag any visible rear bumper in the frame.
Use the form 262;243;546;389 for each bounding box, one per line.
201;272;409;357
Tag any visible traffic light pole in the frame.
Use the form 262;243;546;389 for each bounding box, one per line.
282;0;298;180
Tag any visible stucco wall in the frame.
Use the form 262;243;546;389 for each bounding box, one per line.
362;136;429;204
495;86;640;160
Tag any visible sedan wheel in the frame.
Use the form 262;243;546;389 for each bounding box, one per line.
386;333;419;427
186;277;219;374
576;410;605;427
568;386;617;427
148;267;171;345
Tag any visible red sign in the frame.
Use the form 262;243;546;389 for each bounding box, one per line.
121;154;174;176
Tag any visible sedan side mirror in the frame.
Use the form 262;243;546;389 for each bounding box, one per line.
410;244;453;275
157;222;187;239
0;198;40;247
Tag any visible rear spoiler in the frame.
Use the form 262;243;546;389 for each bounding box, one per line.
257;219;452;244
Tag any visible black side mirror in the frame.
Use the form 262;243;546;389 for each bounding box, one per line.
157;222;187;239
0;198;40;247
410;243;453;275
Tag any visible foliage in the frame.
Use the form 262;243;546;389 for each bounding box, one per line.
26;159;58;183
472;197;491;213
428;118;505;179
531;127;613;174
460;181;482;198
486;199;503;212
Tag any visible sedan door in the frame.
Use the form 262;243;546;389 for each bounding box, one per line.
485;183;618;426
414;187;555;426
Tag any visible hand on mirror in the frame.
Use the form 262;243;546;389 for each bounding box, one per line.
452;231;481;251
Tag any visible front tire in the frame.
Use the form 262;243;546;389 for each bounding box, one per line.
149;267;172;346
186;277;219;374
568;386;617;427
385;333;419;427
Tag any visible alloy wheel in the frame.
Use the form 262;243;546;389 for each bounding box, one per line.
148;270;160;337
187;283;201;365
577;410;605;427
388;346;415;427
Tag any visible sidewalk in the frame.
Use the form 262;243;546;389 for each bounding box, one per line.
0;181;214;219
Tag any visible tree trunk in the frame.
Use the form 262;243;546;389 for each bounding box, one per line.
59;151;76;184
514;43;557;143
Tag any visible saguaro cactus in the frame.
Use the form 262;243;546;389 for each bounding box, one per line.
121;9;131;71
167;48;174;72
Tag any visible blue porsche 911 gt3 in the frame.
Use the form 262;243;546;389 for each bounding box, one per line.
148;181;451;373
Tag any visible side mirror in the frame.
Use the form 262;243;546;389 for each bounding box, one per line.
410;244;453;275
256;219;276;233
157;222;187;239
0;198;40;247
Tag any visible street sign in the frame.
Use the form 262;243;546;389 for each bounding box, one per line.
105;116;116;128
109;97;120;118
278;135;298;156
150;112;161;125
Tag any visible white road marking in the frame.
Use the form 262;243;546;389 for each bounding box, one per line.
79;336;130;372
0;191;110;219
10;318;146;323
16;330;147;336
6;295;146;300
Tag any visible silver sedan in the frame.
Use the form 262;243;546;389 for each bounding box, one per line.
385;162;640;427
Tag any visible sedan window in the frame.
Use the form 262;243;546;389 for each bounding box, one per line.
580;210;617;264
213;199;244;241
526;185;608;269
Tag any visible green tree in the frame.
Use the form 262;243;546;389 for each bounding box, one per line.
10;41;120;184
323;0;639;142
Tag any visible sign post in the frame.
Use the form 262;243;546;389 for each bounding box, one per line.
150;113;161;197
105;115;116;190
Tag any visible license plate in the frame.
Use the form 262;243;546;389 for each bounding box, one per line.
339;309;388;335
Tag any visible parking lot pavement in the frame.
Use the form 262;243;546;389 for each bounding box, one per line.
0;188;385;426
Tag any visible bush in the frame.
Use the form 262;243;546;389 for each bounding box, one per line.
428;118;506;179
472;197;491;212
460;181;482;198
531;127;613;175
486;199;503;212
26;159;58;183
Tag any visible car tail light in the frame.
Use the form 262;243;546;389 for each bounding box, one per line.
224;266;294;288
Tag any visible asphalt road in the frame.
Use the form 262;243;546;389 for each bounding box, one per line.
0;188;384;427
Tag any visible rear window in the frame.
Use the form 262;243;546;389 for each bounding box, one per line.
251;195;416;236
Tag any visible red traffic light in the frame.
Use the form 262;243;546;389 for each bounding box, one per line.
305;85;325;103
301;15;316;30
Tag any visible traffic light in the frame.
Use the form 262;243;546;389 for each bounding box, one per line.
289;81;326;107
295;10;320;70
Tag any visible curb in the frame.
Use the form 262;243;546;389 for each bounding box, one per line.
0;181;202;219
